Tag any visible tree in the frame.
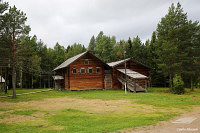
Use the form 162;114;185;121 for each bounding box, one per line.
156;3;190;90
173;74;184;94
66;43;86;59
1;5;30;98
181;21;200;90
113;40;126;61
0;0;9;60
131;36;145;62
147;32;167;87
52;42;67;67
88;35;96;54
126;37;132;58
95;31;116;63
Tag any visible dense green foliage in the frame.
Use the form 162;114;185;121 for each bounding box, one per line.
156;3;200;90
0;1;200;94
172;75;185;94
0;0;86;91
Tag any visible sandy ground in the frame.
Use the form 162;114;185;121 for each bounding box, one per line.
121;107;200;133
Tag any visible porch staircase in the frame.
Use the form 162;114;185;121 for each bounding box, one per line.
118;77;147;92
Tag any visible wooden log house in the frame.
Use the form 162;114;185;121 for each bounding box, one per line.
53;51;150;92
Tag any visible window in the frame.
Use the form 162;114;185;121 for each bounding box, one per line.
84;59;89;65
96;67;100;73
88;67;93;73
80;67;85;73
72;68;76;74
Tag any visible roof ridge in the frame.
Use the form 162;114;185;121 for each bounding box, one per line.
53;51;88;71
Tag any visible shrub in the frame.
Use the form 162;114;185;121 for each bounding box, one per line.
172;74;185;94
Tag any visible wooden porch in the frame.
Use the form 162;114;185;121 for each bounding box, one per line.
117;69;149;92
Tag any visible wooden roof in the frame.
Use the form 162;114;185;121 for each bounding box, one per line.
117;69;148;79
53;51;110;71
107;58;150;69
52;76;64;80
107;58;131;67
53;51;88;71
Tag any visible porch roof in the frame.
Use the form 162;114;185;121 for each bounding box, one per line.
53;76;64;80
117;69;148;79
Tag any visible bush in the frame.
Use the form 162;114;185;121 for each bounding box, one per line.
172;75;185;94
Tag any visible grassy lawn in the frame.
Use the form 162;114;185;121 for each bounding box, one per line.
0;88;50;96
0;88;200;133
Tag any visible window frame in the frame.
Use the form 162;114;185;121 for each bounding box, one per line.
88;67;93;74
84;59;89;65
96;67;101;73
80;67;86;74
72;68;77;74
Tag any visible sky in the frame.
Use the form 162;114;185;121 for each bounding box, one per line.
6;0;200;48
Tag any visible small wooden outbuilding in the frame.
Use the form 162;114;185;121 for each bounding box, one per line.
0;75;5;91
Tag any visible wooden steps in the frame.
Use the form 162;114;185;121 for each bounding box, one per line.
118;77;147;92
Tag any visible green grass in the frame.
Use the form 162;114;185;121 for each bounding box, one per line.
11;109;37;116
0;88;200;133
0;88;50;96
45;108;177;133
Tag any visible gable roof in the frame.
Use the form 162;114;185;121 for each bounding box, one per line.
107;58;150;68
53;51;110;71
53;51;88;71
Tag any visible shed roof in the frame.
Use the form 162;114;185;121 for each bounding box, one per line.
53;51;88;71
0;76;5;83
107;58;131;67
53;76;64;80
107;58;150;68
117;69;148;79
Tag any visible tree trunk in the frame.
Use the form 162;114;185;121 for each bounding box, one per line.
48;76;50;88
20;68;23;88
5;68;7;94
191;76;193;91
12;33;17;99
169;74;173;90
40;74;42;88
12;65;16;98
31;75;33;88
44;81;46;88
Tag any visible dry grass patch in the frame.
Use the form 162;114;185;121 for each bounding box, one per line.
0;114;34;123
23;97;156;115
0;97;186;125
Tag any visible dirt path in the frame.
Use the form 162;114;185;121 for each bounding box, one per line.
121;108;200;133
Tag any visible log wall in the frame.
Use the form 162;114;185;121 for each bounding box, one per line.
112;60;150;89
68;54;105;90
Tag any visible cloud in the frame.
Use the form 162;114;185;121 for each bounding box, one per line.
7;0;200;48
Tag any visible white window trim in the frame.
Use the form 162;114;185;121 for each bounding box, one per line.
72;68;77;74
84;59;89;65
80;67;85;74
88;67;93;73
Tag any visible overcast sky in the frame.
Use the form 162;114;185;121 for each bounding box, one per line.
7;0;200;48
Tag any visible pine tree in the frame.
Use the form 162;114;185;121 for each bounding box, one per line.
1;6;30;98
95;31;115;63
88;35;96;54
156;2;190;90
